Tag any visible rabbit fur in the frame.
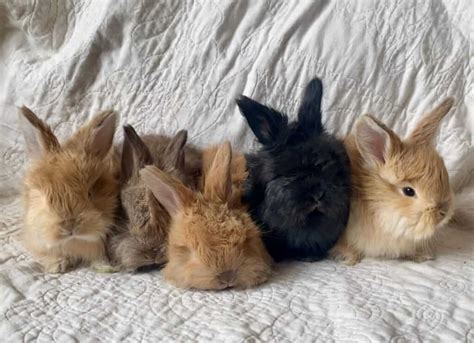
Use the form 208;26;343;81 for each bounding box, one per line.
19;107;120;273
331;98;455;264
140;142;272;290
237;78;352;262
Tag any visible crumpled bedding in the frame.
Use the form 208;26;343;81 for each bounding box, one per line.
0;1;472;342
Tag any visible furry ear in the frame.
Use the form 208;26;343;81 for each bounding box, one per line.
162;130;187;172
85;110;117;159
18;106;61;159
140;166;193;217
408;98;454;145
121;125;153;183
354;115;400;167
236;96;288;145
203;141;232;203
297;78;323;135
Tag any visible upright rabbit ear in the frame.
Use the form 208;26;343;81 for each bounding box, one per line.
203;141;232;203
354;115;401;168
297;78;323;135
408;98;454;145
163;130;187;172
140;166;193;217
236;96;288;146
121;125;153;183
83;110;117;159
18;106;61;159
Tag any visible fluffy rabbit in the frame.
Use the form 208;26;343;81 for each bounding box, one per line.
331;98;455;264
237;78;351;262
111;125;201;271
19;107;120;273
140;142;272;290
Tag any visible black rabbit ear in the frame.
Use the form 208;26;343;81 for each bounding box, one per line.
236;96;288;145
121;125;153;183
297;78;323;135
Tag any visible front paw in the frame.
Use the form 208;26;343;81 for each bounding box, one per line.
410;253;435;263
331;246;362;266
44;259;71;273
295;255;323;262
91;260;120;273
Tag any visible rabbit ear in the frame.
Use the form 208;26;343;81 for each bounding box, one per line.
297;78;323;135
121;125;153;183
408;98;454;145
18;106;61;159
163;130;187;172
236;96;288;145
140;166;193;217
203;141;232;203
354;115;401;167
84;110;117;159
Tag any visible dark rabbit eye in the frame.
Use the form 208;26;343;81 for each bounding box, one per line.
402;187;416;197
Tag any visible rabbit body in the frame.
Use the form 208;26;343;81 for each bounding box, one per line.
19;108;120;273
331;98;455;264
141;142;272;290
238;78;352;262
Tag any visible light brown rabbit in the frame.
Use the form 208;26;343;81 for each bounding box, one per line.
331;98;455;265
19;107;120;273
140;142;272;290
110;125;201;271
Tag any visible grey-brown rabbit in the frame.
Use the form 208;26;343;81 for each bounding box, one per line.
110;125;201;271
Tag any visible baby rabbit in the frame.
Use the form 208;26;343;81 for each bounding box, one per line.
19;107;120;273
331;98;455;265
140;142;272;290
237;78;351;262
111;125;201;271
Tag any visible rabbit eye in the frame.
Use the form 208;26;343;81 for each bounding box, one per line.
402;187;416;197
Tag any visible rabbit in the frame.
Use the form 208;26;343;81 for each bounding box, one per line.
140;142;272;290
330;98;455;265
110;125;201;271
19;106;120;273
236;78;352;262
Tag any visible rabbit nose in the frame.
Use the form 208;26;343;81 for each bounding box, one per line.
62;219;76;235
218;270;237;285
438;201;450;217
313;190;325;201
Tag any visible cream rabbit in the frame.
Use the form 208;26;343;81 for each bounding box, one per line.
331;98;455;264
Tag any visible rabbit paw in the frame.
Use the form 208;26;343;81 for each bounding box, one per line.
44;259;71;273
331;246;362;266
410;252;435;263
409;244;435;263
91;260;120;273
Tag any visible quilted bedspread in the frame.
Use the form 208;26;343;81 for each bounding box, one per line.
0;1;473;342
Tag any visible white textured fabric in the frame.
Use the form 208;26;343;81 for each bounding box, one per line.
0;1;473;342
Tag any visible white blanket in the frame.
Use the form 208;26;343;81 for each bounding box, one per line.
0;1;472;341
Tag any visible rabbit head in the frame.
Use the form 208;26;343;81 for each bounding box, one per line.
237;78;351;260
351;98;455;241
114;126;188;270
19;107;119;271
140;142;272;290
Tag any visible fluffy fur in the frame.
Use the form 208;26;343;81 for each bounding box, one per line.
110;126;202;271
331;98;455;264
238;78;351;261
140;142;272;290
19;107;120;273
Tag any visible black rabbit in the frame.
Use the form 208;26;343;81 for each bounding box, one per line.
237;78;351;262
